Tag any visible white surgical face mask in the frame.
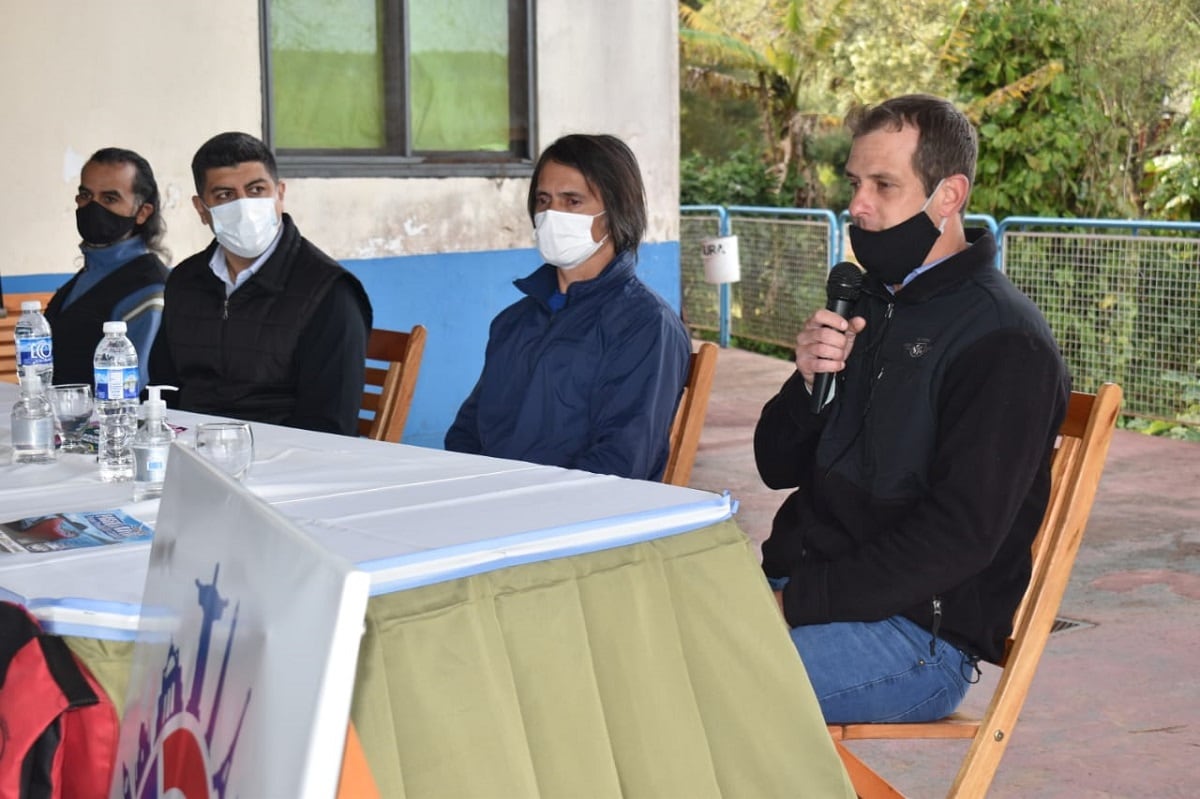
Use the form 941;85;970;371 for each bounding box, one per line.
533;209;607;269
208;197;281;259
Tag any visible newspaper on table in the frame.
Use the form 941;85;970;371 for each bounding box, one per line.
0;510;152;554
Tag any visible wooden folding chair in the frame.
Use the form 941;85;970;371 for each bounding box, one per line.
0;292;56;384
829;382;1123;799
662;341;718;486
359;325;427;443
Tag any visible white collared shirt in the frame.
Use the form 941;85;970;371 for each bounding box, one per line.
207;224;285;297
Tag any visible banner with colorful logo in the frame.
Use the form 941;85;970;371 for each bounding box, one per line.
112;443;370;799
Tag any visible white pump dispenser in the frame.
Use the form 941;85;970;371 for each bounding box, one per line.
132;385;178;501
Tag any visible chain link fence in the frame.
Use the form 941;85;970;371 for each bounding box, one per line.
1001;222;1200;426
680;214;722;334
681;210;833;347
680;209;1200;429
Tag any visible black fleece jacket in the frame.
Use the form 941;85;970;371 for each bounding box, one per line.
755;232;1069;662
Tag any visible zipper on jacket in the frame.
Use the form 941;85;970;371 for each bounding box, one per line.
859;301;895;476
821;299;894;481
929;595;943;657
222;298;230;321
862;301;894;413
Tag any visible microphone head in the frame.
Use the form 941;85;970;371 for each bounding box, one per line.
826;261;864;303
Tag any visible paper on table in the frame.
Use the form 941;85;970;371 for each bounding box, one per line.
0;508;151;554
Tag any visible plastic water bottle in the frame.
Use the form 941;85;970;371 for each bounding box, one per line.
132;385;177;501
10;372;57;464
13;300;53;388
93;321;139;482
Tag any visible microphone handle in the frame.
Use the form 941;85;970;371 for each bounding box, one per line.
809;296;857;414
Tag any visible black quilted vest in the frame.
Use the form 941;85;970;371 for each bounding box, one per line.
158;215;370;425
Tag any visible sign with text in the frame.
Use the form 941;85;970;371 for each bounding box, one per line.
701;234;740;283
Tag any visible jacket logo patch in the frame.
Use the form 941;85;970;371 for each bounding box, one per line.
905;339;933;358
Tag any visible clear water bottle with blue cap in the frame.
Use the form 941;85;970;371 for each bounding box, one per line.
93;321;138;482
13;300;53;388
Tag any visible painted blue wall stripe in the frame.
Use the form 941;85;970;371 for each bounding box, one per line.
5;242;683;449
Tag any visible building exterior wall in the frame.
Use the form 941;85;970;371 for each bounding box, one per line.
0;1;680;447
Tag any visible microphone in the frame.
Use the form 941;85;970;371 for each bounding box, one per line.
810;262;864;414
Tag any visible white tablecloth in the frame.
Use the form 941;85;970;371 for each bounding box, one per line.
0;385;731;638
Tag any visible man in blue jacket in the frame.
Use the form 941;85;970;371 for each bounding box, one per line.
445;134;691;481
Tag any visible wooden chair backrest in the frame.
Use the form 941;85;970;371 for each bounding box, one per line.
662;341;718;486
830;383;1123;799
0;292;57;384
359;325;427;443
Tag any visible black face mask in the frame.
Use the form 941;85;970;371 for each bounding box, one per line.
847;180;946;285
76;201;139;247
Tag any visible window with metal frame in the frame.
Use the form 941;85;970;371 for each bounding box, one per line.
262;0;533;178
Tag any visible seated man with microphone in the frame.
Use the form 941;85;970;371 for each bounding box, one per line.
754;94;1070;723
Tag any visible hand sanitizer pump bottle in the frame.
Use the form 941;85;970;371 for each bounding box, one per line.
131;385;177;501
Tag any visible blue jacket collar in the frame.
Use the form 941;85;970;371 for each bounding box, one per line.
514;249;637;309
80;236;149;273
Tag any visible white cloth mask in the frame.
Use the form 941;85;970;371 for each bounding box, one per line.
534;209;607;269
208;197;281;259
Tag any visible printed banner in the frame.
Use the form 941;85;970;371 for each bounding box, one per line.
113;443;370;799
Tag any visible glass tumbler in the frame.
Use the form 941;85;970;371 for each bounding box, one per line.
47;383;94;453
194;421;254;481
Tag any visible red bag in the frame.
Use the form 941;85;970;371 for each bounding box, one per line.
0;601;119;799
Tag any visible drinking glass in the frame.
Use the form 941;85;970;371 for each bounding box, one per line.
194;422;254;481
48;383;94;454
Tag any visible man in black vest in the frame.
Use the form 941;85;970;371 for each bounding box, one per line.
149;132;372;435
46;148;170;390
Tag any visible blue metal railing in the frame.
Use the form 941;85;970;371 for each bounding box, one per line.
728;206;841;266
680;205;732;345
995;216;1200;272
680;206;1200;426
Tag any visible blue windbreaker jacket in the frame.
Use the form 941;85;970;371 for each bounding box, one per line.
445;249;691;480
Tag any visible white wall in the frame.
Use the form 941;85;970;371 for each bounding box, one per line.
1;2;262;275
1;1;679;279
534;1;681;245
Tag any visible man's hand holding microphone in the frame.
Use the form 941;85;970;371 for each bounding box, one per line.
797;262;866;413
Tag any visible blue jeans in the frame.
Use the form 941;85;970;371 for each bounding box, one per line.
770;579;975;723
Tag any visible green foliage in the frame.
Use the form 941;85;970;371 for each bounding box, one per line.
1144;154;1200;221
679;0;852;205
680;87;760;158
681;147;802;207
828;0;969;103
681;0;1200;221
1144;87;1200;221
976;227;1200;435
731;336;794;361
955;1;1099;217
1120;415;1200;442
958;0;1200;218
679;0;1200;434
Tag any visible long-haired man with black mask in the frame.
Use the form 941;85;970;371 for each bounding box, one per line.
46;148;170;391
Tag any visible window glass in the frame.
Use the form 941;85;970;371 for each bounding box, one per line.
271;0;385;150
266;0;530;170
409;0;510;152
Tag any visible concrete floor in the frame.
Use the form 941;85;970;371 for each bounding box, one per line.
686;346;1200;798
